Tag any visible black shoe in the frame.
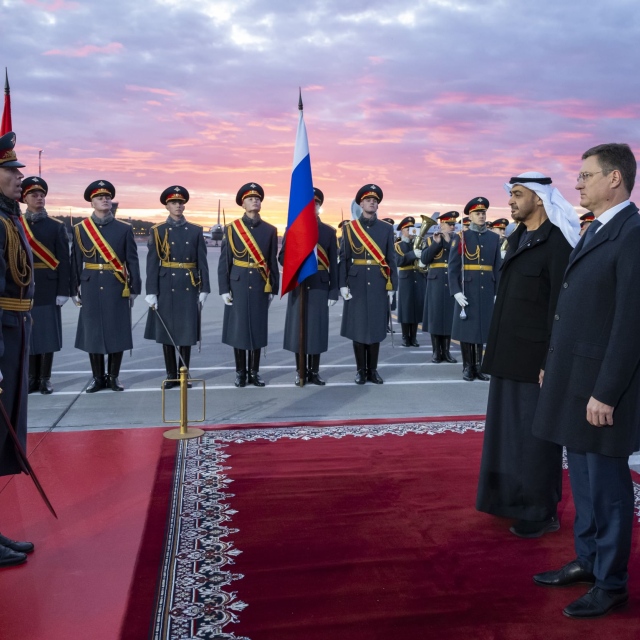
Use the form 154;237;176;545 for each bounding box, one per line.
39;378;53;394
28;377;40;394
0;534;34;554
164;379;178;390
355;369;366;385
533;560;596;588
442;337;457;363
431;335;443;363
86;376;104;393
563;586;629;619
510;515;560;539
401;337;411;347
308;372;326;386
410;339;420;347
107;375;124;391
249;371;265;387
234;371;247;388
0;545;27;568
463;366;474;381
367;369;384;384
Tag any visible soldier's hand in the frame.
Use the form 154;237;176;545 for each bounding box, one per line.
538;369;544;387
199;292;209;305
454;292;468;307
56;296;69;306
145;294;158;308
388;291;395;302
417;260;426;269
129;294;137;307
586;396;614;427
433;233;442;244
221;293;233;306
328;298;337;307
340;287;352;300
72;295;82;307
0;369;3;384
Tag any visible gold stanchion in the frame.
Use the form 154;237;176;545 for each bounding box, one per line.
162;366;205;440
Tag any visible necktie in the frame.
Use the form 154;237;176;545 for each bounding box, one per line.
583;219;602;246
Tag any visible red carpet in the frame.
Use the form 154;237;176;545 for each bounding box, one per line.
144;421;640;640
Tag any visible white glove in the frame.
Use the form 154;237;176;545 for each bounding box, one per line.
388;291;395;302
268;294;273;302
417;260;426;269
340;286;352;300
221;293;233;306
56;296;69;306
0;369;3;384
129;293;137;307
199;292;208;305
145;294;158;308
328;298;337;307
454;292;468;307
72;295;82;307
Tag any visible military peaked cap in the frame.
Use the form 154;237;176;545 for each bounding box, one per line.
355;183;383;205
397;216;415;231
313;187;324;205
84;180;116;202
464;197;489;216
21;176;48;201
161;185;189;205
0;132;25;168
438;211;459;222
491;218;509;229
236;182;264;206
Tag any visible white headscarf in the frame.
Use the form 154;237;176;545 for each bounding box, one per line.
503;172;580;248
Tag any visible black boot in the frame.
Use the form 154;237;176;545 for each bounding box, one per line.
474;344;490;381
248;349;265;387
442;336;457;363
28;355;41;393
294;353;304;386
366;343;384;384
86;354;105;393
353;342;367;384
461;342;474;381
163;345;178;389
107;352;124;391
39;352;54;394
410;324;420;347
308;354;325;385
431;335;443;363
401;324;411;347
179;346;192;388
234;349;247;387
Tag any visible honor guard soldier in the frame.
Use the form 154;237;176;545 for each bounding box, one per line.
420;211;459;363
0;132;37;566
144;186;210;387
490;218;509;239
72;180;141;392
381;217;397;331
395;216;426;347
279;188;339;385
449;197;501;381
579;211;595;236
462;216;470;229
20;177;71;394
218;183;279;387
339;184;397;384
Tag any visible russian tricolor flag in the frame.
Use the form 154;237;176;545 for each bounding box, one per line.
281;97;319;296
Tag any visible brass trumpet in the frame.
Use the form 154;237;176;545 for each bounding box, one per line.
413;214;438;272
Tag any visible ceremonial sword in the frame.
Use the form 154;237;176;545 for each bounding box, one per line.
151;305;190;373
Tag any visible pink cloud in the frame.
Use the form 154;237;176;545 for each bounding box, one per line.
44;42;124;57
126;85;177;97
24;0;79;11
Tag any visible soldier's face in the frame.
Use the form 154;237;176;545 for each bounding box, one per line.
469;209;486;225
509;186;538;223
401;227;410;238
24;190;46;211
491;227;503;237
315;199;322;216
0;167;24;200
580;221;591;236
361;197;378;215
243;196;261;215
166;200;185;219
92;194;112;214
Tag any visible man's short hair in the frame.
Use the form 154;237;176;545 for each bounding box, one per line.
582;143;636;194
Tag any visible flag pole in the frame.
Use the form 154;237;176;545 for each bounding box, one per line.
297;88;306;388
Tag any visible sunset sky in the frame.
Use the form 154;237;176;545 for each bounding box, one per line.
2;0;639;231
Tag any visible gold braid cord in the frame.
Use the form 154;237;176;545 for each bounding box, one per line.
74;224;96;259
1;217;31;288
460;231;480;262
153;226;170;262
228;226;248;259
346;224;364;255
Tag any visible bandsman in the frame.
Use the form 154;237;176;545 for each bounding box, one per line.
144;186;210;387
279;188;339;385
339;184;397;384
395;216;426;347
20;177;71;394
72;180;141;392
579;211;595;236
449;197;501;381
421;211;459;363
462;216;470;229
489;218;509;239
218;183;279;387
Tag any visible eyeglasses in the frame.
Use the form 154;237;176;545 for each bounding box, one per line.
576;171;603;183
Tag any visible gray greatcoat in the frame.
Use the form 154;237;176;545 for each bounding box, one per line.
218;214;279;350
532;203;640;457
72;216;141;354
421;236;455;335
339;215;398;344
0;194;34;476
26;213;71;354
395;239;426;324
279;219;339;354
144;218;210;346
448;228;501;344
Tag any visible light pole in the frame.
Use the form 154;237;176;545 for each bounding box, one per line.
38;149;43;177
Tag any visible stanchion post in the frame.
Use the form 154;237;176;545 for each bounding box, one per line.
163;366;205;440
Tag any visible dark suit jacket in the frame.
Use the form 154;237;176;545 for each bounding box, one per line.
532;203;640;456
482;220;572;383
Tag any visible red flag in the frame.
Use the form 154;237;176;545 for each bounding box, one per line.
1;68;12;136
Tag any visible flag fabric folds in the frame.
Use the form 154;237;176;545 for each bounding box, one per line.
281;108;318;296
1;69;11;136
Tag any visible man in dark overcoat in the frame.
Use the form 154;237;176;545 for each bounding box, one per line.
395;217;425;347
0;132;37;567
218;183;279;387
339;184;397;384
20;177;71;394
421;211;458;363
449;197;501;381
476;172;576;538
531;144;640;619
72;180;141;392
279;188;338;385
144;186;210;387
